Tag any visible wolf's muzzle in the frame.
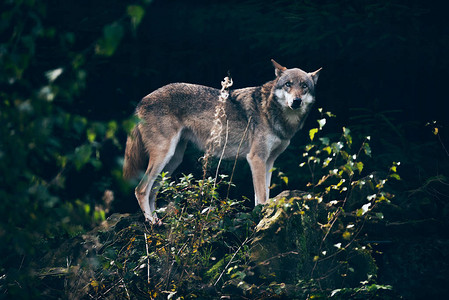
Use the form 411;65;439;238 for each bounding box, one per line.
291;98;302;109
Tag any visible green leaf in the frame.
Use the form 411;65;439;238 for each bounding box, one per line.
323;157;332;167
340;150;349;160
106;121;118;139
363;143;372;157
332;141;344;154
122;116;140;134
96;22;124;56
389;173;401;180
73;144;93;170
376;212;384;219
343;127;352;146
127;5;145;28
319;137;330;146
87;128;96;143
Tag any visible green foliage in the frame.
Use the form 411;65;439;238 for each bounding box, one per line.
96;22;125;56
291;109;398;295
0;0;150;297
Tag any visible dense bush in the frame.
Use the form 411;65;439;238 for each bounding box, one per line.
0;0;149;296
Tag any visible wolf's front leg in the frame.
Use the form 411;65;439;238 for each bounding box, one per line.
246;153;268;205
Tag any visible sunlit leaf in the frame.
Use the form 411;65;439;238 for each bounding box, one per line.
87;128;96;143
323;157;332;167
356;203;371;216
389;173;401;180
326;111;336;117
316;175;329;186
309;128;319;141
45;68;63;82
331;289;341;297
318;118;326;130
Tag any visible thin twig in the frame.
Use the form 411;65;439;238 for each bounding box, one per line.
120;277;131;300
214;237;249;286
144;233;150;284
437;133;449;157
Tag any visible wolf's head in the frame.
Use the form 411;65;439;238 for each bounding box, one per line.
272;59;322;112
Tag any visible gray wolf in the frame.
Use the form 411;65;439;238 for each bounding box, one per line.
123;59;321;224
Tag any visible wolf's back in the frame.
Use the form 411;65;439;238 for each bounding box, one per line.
123;126;146;180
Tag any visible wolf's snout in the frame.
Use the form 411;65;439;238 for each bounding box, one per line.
291;98;302;109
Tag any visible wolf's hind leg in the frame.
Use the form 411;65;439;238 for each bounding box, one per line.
135;133;182;224
135;157;166;224
147;139;188;218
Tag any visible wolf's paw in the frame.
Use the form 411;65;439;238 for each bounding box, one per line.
145;213;163;226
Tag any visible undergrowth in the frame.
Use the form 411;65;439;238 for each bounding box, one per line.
83;174;259;299
77;109;398;299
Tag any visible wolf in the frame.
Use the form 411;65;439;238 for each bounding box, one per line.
123;59;321;224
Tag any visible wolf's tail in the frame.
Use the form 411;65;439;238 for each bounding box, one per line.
123;125;147;180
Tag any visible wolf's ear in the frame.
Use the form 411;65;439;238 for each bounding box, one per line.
271;59;287;77
309;67;322;85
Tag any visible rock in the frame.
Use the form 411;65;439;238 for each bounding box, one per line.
250;190;320;283
249;190;377;290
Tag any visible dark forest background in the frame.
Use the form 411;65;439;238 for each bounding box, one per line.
1;0;448;298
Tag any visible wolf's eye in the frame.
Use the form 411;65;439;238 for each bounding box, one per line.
285;82;292;88
301;83;308;89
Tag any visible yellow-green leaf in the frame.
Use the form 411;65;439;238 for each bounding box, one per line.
363;143;372;157
309;128;319;141
389;173;401;180
342;231;351;240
